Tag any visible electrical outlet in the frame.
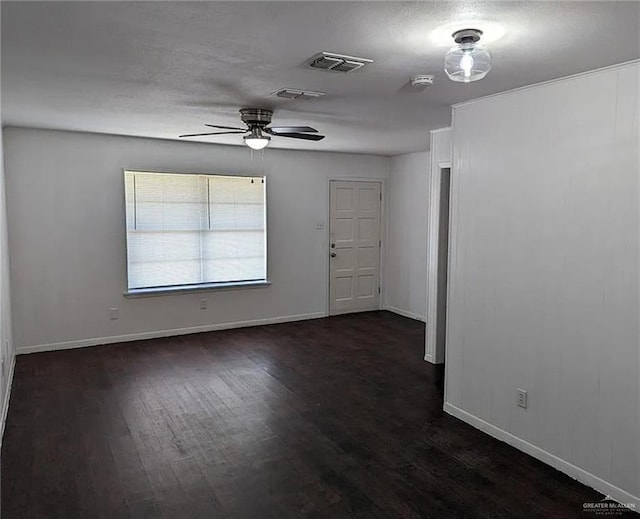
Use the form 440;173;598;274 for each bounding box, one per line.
110;307;119;320
200;298;208;310
517;388;528;409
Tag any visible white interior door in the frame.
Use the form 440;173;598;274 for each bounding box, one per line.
329;180;381;315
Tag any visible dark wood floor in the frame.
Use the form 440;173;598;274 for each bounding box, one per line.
1;311;624;518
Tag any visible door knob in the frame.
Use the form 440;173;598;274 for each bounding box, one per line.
330;252;337;258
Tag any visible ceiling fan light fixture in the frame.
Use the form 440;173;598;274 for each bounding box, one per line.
180;108;324;146
444;28;491;83
244;128;270;150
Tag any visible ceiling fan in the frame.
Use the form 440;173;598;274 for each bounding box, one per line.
179;108;325;150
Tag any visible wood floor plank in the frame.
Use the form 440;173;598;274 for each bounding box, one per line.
1;311;632;518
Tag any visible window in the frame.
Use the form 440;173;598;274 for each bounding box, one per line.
124;171;267;293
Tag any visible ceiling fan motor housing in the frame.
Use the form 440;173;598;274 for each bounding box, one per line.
240;108;273;128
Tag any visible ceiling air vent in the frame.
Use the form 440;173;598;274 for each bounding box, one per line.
308;52;373;73
273;88;326;100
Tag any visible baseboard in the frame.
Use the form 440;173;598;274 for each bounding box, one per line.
382;305;426;323
443;402;640;509
424;352;444;365
1;353;16;447
16;312;327;355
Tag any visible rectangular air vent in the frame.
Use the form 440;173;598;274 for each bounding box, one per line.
273;88;326;100
308;52;372;73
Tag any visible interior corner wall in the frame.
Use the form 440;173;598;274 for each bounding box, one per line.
3;128;390;352
445;61;639;504
384;151;430;321
0;125;16;438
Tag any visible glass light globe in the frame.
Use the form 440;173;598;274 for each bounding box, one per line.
244;129;270;150
444;42;491;83
244;137;270;150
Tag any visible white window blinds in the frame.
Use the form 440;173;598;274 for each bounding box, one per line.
124;171;266;290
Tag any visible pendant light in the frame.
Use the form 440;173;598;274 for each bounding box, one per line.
444;28;491;83
244;127;270;150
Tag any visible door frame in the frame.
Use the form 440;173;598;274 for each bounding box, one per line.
425;161;452;364
325;177;387;317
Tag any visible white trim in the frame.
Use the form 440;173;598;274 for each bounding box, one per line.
382;305;426;322
452;59;640;109
444;402;640;509
425;128;452;365
124;280;271;298
123;168;266;179
16;312;326;355
430;127;452;134
329;307;381;317
424;154;442;363
1;354;16;447
442;115;458;406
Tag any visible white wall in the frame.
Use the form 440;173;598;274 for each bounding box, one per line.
3;128;390;352
384;151;429;321
0;125;16;437
445;62;639;505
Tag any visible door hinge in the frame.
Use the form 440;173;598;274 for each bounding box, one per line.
379;240;381;247
378;287;381;294
379;192;382;201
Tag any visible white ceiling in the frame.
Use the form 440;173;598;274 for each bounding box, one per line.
2;1;639;155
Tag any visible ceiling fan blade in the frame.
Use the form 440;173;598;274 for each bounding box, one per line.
179;131;246;138
268;126;318;134
205;124;246;131
274;132;325;141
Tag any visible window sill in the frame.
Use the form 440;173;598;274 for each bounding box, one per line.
124;280;271;298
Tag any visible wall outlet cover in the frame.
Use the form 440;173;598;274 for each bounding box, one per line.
517;388;528;409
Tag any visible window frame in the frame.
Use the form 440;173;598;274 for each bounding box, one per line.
122;169;269;297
